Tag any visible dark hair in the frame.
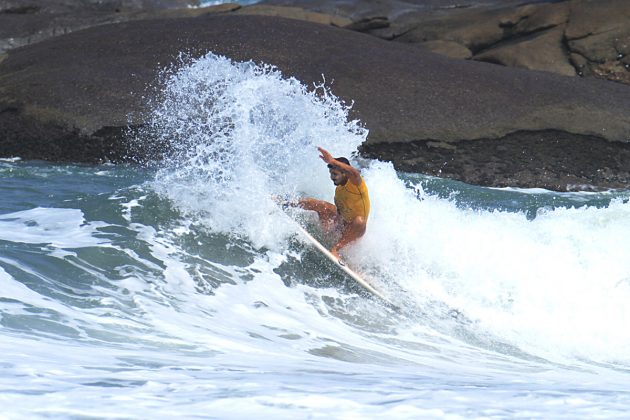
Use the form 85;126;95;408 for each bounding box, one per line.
327;157;350;169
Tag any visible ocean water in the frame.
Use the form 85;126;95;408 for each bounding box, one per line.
2;54;630;419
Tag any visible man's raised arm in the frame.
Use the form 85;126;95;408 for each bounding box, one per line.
317;147;362;186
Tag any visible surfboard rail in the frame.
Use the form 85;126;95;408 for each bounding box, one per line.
292;223;392;304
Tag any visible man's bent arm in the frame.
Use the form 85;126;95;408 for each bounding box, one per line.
317;147;362;186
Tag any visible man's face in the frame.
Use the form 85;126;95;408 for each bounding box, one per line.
329;168;347;186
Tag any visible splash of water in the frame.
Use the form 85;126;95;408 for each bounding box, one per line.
144;52;630;366
356;163;630;364
146;53;366;249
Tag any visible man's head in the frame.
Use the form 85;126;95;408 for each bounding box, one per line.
328;157;350;186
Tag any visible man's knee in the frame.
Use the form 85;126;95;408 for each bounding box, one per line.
298;198;316;209
350;216;367;235
299;198;326;212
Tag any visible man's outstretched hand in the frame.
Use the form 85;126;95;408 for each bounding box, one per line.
318;147;335;165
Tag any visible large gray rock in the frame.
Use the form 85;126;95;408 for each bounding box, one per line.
1;14;630;190
474;26;576;76
0;0;207;54
271;0;630;85
565;0;630;83
234;4;351;26
419;40;472;60
390;0;630;85
392;2;572;60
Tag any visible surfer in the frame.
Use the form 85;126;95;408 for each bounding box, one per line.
287;147;370;260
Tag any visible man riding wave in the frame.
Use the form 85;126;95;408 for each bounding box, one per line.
285;147;370;260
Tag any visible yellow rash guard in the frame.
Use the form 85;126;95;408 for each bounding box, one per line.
334;177;370;223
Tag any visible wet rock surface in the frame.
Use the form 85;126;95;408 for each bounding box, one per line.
361;131;630;191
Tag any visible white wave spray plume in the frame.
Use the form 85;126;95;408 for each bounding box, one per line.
146;53;365;249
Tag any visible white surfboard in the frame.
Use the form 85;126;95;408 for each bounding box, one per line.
291;223;392;304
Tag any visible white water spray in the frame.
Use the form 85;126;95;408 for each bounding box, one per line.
147;53;630;365
148;53;365;249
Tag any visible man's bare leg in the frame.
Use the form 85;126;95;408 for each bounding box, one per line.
297;198;338;233
331;216;366;260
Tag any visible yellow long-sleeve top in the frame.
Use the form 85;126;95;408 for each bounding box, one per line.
334;177;370;223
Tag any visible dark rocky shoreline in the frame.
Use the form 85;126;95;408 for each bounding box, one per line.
361;130;630;191
1;0;629;191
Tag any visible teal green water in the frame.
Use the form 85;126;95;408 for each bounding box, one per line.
2;159;630;418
